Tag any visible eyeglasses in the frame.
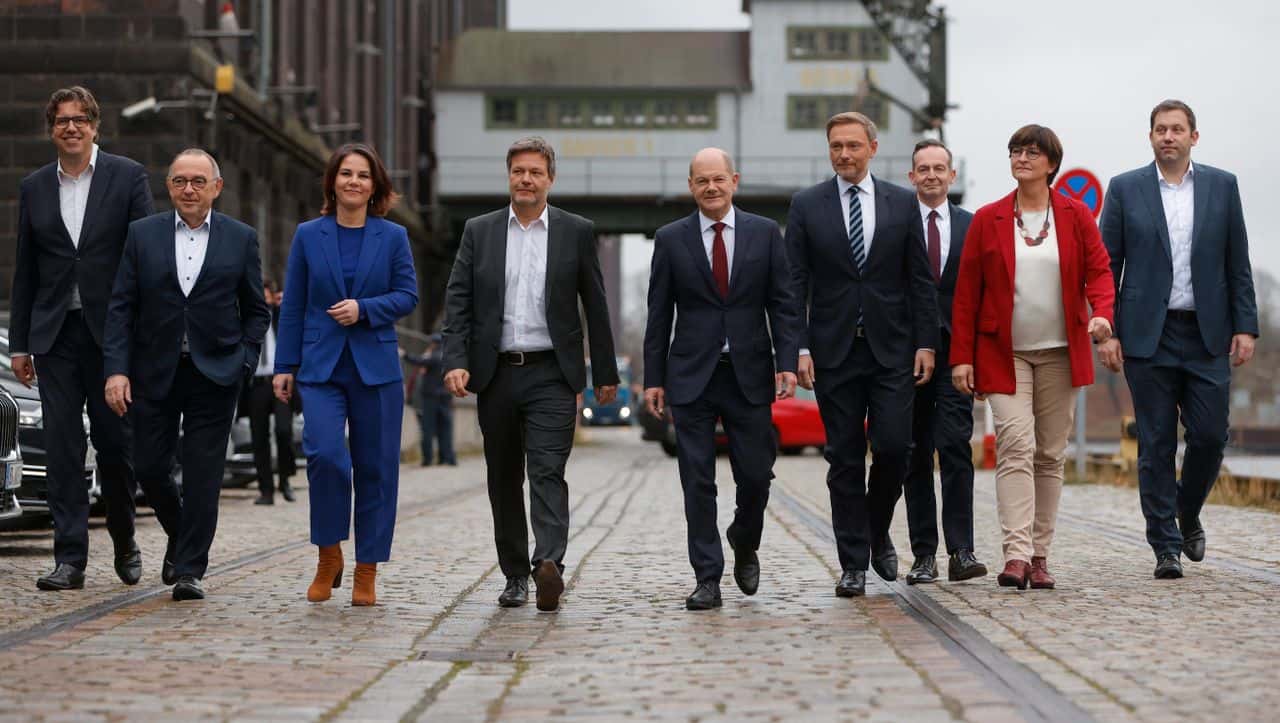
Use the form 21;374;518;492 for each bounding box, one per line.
168;176;211;190
1009;147;1044;160
53;115;94;129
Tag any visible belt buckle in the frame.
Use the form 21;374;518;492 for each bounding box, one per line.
509;351;526;366
855;326;865;338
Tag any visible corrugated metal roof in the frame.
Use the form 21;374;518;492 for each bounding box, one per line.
438;30;751;91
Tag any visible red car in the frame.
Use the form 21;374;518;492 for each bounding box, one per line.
649;387;827;457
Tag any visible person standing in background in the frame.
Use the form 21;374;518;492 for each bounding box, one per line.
246;277;298;505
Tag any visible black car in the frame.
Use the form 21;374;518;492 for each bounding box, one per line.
0;386;22;520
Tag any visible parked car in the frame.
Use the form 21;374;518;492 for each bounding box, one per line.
0;386;23;521
221;411;306;488
581;358;634;426
639;387;827;457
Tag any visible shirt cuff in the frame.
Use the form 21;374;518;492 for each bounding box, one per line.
799;349;810;356
10;352;28;358
919;348;935;353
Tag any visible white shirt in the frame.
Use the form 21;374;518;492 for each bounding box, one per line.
175;211;212;352
837;173;877;258
1159;161;1196;311
256;321;276;377
500;204;553;352
918;199;952;274
1011;207;1068;351
57;143;99;310
699;206;736;352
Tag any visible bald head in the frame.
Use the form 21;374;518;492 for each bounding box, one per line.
687;147;738;221
688;147;736;179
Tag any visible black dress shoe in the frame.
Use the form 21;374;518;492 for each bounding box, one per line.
1181;519;1205;562
1154;553;1184;579
533;560;565;612
905;555;937;585
162;539;178;586
254;495;274;505
835;570;866;597
172;575;205;601
36;563;85;591
279;482;296;503
114;538;143;586
498;576;529;607
728;535;760;596
685;581;722;610
948;550;990;581
871;534;898;582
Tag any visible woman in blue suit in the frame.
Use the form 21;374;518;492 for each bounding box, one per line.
273;143;418;606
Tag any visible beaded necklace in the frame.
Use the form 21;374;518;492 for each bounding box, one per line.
1013;198;1051;247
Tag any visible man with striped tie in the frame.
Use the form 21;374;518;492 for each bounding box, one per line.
786;112;938;597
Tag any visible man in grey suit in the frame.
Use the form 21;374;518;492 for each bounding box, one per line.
1098;99;1258;580
442;136;619;612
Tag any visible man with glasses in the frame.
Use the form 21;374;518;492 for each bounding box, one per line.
10;86;154;591
104;148;270;600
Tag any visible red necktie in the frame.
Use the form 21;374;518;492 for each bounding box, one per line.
927;210;942;283
711;221;729;298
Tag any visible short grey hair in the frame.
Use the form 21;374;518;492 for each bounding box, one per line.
688;149;736;178
169;148;222;179
506;136;556;177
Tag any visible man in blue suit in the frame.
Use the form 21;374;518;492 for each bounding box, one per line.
902;139;988;585
643;148;799;610
1098;100;1258;580
787;112;938;597
104;148;271;600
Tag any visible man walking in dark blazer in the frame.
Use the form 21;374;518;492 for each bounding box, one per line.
442;136;618;612
10;86;154;591
104;148;270;601
787;112;938;597
1098;100;1258;580
245;278;298;505
643;148;799;610
902;139;988;585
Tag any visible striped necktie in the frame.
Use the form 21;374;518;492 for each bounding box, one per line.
848;186;865;274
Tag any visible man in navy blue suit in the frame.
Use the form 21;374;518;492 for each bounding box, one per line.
902;139;988;585
104;148;270;600
643;148;799;610
10;86;154;591
1098;100;1258;580
787;112;938;597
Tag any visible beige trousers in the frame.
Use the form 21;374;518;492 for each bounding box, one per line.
986;347;1075;564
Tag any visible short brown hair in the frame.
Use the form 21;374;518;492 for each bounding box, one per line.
45;86;100;138
506;136;556;177
1149;99;1196;132
320;143;400;217
911;138;953;167
826;111;878;141
1007;124;1064;187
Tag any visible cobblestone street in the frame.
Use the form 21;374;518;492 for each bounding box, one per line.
1;427;1277;722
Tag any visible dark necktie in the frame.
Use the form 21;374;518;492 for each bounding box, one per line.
711;221;729;298
927;210;942;283
847;187;865;274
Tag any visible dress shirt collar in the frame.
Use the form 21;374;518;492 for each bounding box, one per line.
508;203;549;231
837;172;875;199
57;143;98;182
918;199;949;224
175;209;213;232
1157;160;1195;189
698;205;736;234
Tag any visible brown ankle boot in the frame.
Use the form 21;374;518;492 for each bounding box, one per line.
307;544;344;602
1029;557;1056;589
352;562;377;606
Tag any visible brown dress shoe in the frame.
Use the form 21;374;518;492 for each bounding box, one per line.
997;560;1031;590
307;544;344;602
1029;557;1056;589
533;560;564;612
352;562;377;606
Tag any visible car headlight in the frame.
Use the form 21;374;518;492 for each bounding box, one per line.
619;406;631;418
17;398;42;429
582;408;594;419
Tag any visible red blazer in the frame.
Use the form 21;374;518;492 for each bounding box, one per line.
950;190;1115;395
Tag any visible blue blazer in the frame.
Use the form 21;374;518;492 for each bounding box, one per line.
1100;162;1258;358
274;215;419;385
643;208;799;407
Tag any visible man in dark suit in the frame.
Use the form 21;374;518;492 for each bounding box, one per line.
406;333;456;466
787;112;938;597
10;86;154;591
902;139;988;585
643;148;799;610
442;136;618;612
244;278;298;505
1098;100;1258;580
104;148;270;601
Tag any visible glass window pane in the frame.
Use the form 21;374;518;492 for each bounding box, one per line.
589;99;615;127
621;99;647;127
791;29;817;58
825;30;850;57
526;99;548;127
555;99;582;127
491;98;517;125
653;99;677;126
685;97;711;127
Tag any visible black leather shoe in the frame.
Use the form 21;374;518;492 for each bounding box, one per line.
533;560;564;612
685;581;722;610
36;563;85;591
114;538;143;586
1181;518;1205;562
835;570;866;597
497;576;529;607
172;576;205;601
948;550;990;581
279;481;296;503
728;535;760;596
905;555;937;585
1154;553;1184;579
871;534;898;581
254;495;274;505
162;539;178;586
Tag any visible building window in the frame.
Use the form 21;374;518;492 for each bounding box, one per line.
788;26;890;61
484;95;716;130
824;29;850;56
555;99;583;127
684;98;712;127
788;94;889;130
526;99;549;127
490;97;518;127
790;98;820;129
791;29;818;58
621;99;648;127
589;99;616;127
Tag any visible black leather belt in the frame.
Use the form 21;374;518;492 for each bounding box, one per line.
1167;309;1197;322
501;350;555;366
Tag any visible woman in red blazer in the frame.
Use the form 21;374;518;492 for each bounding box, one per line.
950;125;1114;590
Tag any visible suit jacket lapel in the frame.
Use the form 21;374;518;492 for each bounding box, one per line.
162;214;180;292
42;166;77;250
491;209;510;320
993;194;1015;288
822;177;858;278
351;218;383;298
190;212;225;295
867;175;891;269
319;215;347;297
939;203;965;289
1190;165;1211;255
681;212;718;296
728;209;749;298
1139;163;1173;263
78;155;116;248
543;207;564;317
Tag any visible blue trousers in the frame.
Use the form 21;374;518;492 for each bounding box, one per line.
300;346;403;563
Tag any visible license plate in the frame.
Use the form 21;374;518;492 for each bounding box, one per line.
3;461;22;490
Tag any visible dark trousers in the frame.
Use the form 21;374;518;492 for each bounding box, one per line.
904;333;976;557
34;309;136;568
132;356;240;579
300;346;403;563
477;355;577;579
418;397;456;465
670;359;774;583
1124;314;1230;558
247;375;296;497
814;338;914;572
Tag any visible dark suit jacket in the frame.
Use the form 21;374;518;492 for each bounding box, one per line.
643;208;799;407
104;211;271;397
937;203;974;334
787;175;938;369
442;205;618;394
9;150;154;355
1100;161;1258;358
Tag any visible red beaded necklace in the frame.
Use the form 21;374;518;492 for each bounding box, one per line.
1013;197;1051;247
